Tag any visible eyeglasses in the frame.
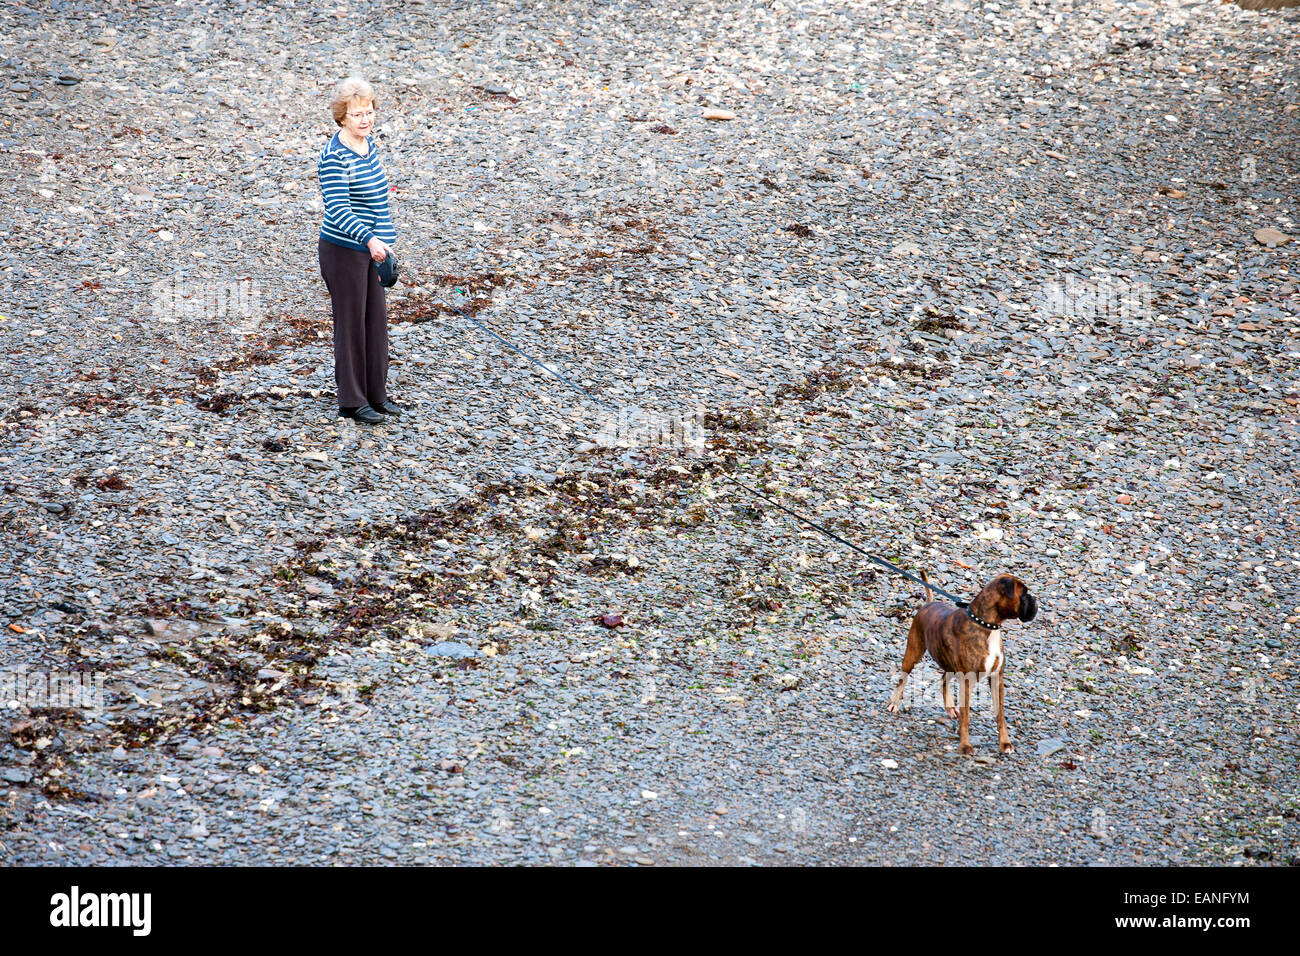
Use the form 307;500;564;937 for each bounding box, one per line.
347;110;375;120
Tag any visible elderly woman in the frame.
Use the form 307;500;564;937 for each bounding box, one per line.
317;76;401;424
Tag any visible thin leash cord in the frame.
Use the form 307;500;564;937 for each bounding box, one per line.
446;293;970;605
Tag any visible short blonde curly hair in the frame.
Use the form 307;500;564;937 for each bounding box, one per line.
330;77;377;126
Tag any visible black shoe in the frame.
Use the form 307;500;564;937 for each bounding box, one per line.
372;399;403;416
339;404;384;425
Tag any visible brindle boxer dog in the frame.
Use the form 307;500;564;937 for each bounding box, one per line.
885;572;1038;756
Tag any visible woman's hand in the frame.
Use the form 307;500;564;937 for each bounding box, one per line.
367;238;392;262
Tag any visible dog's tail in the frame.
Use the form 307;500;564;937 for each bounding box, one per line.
920;569;933;604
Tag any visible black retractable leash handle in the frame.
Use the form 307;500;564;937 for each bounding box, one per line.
377;250;400;288
445;289;972;606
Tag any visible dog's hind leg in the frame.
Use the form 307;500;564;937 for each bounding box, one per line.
958;672;975;755
886;617;927;713
942;672;959;719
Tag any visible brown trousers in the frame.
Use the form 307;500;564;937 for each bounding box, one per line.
318;238;388;409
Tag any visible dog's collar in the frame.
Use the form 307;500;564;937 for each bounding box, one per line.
962;605;1000;631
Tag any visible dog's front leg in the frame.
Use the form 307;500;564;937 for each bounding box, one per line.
993;668;1013;754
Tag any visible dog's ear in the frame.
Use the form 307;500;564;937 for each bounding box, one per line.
999;576;1016;597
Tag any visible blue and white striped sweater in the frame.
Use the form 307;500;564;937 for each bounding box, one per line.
317;131;397;252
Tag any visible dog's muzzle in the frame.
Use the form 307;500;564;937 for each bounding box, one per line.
1019;591;1038;622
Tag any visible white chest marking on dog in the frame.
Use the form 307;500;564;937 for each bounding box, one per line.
982;630;1003;676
